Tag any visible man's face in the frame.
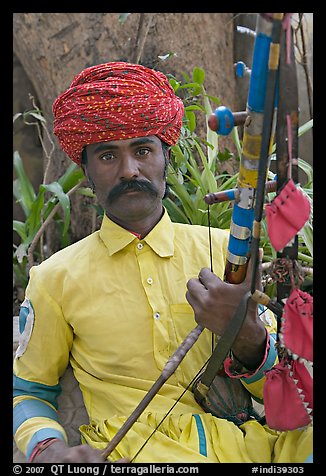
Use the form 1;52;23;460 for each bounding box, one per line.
84;135;168;223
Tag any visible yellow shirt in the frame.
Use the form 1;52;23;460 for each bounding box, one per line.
14;210;295;463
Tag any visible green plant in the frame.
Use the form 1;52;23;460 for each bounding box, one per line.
13;101;98;291
164;67;241;229
164;66;313;277
13;151;91;288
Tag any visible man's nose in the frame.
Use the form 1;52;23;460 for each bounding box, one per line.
119;156;140;181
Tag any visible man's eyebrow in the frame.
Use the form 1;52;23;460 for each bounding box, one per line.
92;143;119;153
92;138;157;154
129;138;157;147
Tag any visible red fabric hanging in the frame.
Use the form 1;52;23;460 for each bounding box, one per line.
264;287;313;431
291;359;313;413
280;288;313;362
264;360;312;431
265;179;310;251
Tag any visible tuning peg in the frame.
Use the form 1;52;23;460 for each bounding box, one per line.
208;106;248;136
234;61;252;78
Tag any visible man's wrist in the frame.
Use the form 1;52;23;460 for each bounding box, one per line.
29;438;62;463
231;319;266;370
224;328;274;379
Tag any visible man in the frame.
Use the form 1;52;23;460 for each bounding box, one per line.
13;62;312;463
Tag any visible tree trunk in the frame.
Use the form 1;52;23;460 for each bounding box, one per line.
13;12;237;255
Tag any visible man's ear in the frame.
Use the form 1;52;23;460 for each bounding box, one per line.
167;147;172;163
82;165;96;193
81;164;89;182
81;164;87;178
163;147;171;179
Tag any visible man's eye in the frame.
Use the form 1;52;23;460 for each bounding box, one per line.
99;152;114;161
137;148;150;157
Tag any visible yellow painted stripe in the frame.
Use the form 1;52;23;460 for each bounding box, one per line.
269;43;280;70
238;166;259;188
242;133;262;160
14;417;67;455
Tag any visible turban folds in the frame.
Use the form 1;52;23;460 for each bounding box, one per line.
52;62;184;164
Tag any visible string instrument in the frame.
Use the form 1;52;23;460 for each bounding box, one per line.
101;13;311;460
192;13;284;408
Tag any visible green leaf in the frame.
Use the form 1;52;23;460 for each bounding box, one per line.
193;141;217;193
204;94;221;105
178;82;202;95
298;158;313;185
192;67;205;85
230;126;242;158
163;198;190;224
58;162;85;192
171;144;186;168
40;182;71;235
185;110;196;132
25;189;45;236
13;220;27;241
167;171;197;218
13;151;36;216
299;222;313;257
169;78;180;92
184;105;205;112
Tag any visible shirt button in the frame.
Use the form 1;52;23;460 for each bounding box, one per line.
147;277;153;285
153;312;160;320
137;243;144;250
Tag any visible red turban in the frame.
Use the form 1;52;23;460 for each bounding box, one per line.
52;62;184;165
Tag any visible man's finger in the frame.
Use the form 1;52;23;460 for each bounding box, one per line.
198;267;222;289
186;268;211;292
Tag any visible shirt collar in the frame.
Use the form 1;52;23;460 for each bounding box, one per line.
99;209;175;257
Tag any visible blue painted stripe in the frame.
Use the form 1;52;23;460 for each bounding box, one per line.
225;190;236;201
248;33;271;113
13;375;61;409
13;399;59;434
232;203;255;228
241;333;278;384
193;414;207;457
228;234;251;257
228;204;254;258
26;428;66;460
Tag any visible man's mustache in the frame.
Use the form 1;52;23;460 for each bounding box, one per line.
107;179;159;203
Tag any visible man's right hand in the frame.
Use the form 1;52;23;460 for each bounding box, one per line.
33;439;129;463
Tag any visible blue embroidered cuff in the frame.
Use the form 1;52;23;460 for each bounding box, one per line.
224;331;278;382
241;332;277;384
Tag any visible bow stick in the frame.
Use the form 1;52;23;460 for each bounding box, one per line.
101;13;284;460
194;13;285;397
